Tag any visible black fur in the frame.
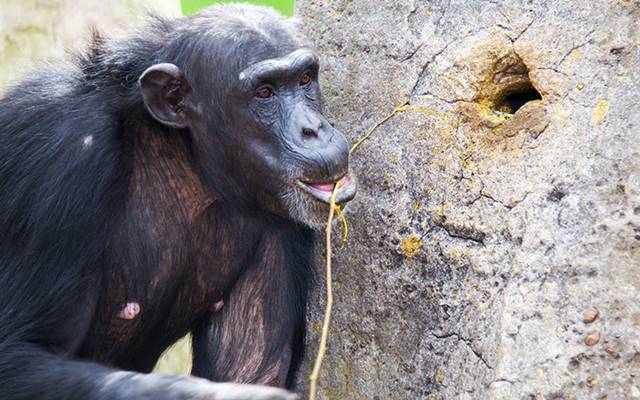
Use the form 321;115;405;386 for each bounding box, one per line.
0;4;354;400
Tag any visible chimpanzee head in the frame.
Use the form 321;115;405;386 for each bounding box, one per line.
137;4;356;228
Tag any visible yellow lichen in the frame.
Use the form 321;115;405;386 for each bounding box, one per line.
384;173;394;184
396;104;439;116
478;105;512;125
576;83;585;90
433;202;450;217
435;367;444;384
591;99;609;125
400;235;423;258
570;49;581;60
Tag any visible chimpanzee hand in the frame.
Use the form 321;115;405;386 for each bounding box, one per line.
185;379;298;400
101;372;298;400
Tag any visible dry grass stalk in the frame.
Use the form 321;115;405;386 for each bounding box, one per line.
308;104;407;400
308;182;339;400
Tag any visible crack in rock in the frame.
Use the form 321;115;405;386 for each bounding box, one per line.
432;332;494;370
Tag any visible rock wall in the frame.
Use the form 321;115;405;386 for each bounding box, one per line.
296;1;640;398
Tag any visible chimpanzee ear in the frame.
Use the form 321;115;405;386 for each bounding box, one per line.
138;63;191;129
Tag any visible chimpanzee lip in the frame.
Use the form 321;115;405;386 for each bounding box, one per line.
295;173;357;205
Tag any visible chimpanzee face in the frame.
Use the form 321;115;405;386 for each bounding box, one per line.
138;26;355;228
226;48;357;227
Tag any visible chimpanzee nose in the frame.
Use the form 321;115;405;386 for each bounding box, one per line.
301;123;349;181
291;106;350;179
301;117;321;139
302;127;318;138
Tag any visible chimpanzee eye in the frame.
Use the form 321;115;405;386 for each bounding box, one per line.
300;73;312;86
255;86;273;99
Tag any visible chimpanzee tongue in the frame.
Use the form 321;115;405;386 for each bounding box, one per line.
309;182;336;193
308;175;350;193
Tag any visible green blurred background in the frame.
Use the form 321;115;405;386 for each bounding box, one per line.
181;0;294;16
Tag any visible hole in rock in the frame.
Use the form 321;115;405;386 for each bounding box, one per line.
475;51;543;115
499;83;542;114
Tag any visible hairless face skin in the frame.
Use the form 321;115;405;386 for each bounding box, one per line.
223;47;357;226
238;48;357;206
0;4;353;400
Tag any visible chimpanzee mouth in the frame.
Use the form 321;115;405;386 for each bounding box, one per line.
295;173;357;206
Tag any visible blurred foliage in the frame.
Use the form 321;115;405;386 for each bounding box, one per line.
154;334;193;374
0;0;181;91
181;0;294;16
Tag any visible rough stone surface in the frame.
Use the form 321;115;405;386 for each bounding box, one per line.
296;1;640;398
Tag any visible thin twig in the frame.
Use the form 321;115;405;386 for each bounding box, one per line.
335;205;348;242
309;103;412;399
349;103;409;155
308;181;339;400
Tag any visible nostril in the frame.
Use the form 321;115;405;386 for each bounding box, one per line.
302;128;317;138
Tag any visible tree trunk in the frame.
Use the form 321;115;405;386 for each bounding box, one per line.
297;1;640;398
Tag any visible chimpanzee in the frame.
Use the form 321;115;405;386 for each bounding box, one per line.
0;4;356;400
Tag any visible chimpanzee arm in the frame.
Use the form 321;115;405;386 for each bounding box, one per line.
191;228;313;388
0;255;295;400
0;341;296;400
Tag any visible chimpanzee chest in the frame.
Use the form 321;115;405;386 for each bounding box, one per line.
76;242;239;372
74;135;258;370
